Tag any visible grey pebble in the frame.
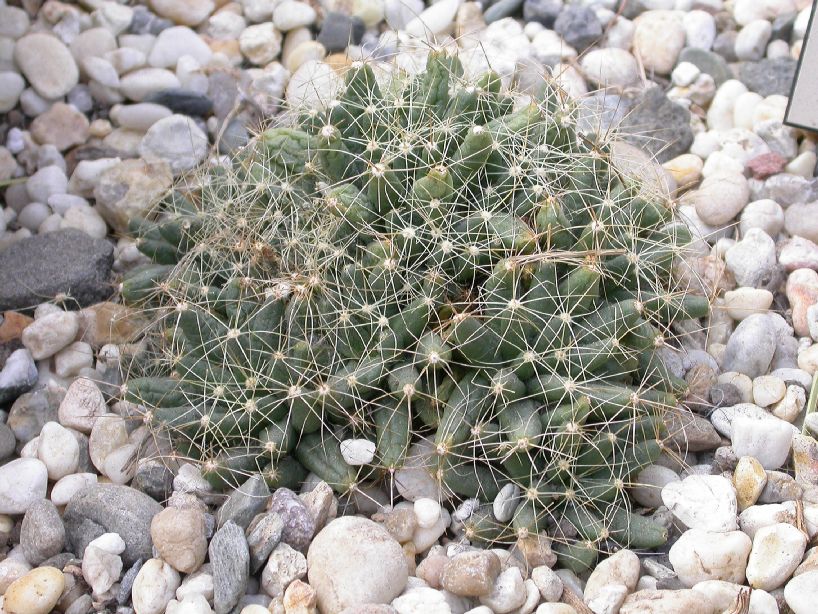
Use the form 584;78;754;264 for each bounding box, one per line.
721;313;777;378
0;229;114;313
7;386;62;443
117;559;143;605
0;423;16;462
66;594;94;614
709;383;743;408
554;5;602;51
484;0;524;23
678;48;733;86
317;12;365;53
63;484;162;565
522;0;562;27
217;475;270;531
620;85;693;163
738;57;797;97
131;460;174;503
246;512;284;573
210;521;250;614
21;499;65;565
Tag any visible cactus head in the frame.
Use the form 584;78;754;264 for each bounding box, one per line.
122;52;707;565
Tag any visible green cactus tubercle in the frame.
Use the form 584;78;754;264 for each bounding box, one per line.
121;53;708;568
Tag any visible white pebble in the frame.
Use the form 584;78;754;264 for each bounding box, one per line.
735;19;772;61
0;458;48;515
668;529;752;586
732;415;793;470
53;341;94;378
132;559;181;614
745;522;807;591
340;439;376;466
21;310;79;360
51;473;98;506
59;377;108;433
784;569;818;614
661;475;739;532
82;532;125;595
414;498;442;529
37;422;80;480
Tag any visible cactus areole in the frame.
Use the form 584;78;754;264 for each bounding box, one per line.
122;53;708;569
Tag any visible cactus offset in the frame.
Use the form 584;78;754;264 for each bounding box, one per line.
121;53;708;568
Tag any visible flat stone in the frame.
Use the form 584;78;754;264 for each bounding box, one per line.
0;230;113;313
63;484;162;565
209;521;249;614
146;89;213;116
216;475;270;530
246;512;284;573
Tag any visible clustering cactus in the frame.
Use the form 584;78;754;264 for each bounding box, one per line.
121;52;708;571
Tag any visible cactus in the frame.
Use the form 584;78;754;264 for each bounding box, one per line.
121;53;708;568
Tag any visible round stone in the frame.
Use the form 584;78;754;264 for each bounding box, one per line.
14;33;79;99
139;114;209;175
668;529;752;587
661;475;739;532
150;0;215;26
0;458;48;515
0;72;25;113
746;522;807;591
3;567;65;614
151;507;208;574
307;516;408;613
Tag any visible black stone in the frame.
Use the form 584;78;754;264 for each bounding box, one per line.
738;57;797;97
147;88;214;117
0;229;114;313
619;85;693;163
522;0;562;27
553;5;603;52
317;12;365;53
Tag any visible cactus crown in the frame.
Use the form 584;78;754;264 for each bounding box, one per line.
122;52;707;569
